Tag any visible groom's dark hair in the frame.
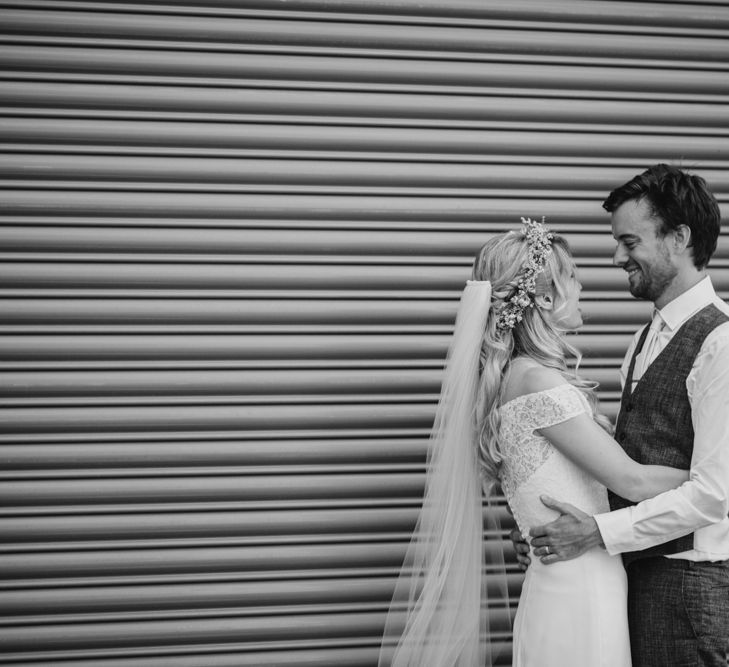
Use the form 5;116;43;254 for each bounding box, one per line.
602;163;721;269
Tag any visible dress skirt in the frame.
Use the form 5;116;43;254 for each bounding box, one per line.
511;547;632;667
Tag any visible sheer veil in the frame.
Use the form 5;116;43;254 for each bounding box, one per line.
378;280;497;667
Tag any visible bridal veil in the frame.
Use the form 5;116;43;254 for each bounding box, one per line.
378;280;504;667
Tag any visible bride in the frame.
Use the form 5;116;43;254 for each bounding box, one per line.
378;218;688;667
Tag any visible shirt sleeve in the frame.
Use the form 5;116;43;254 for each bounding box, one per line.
595;324;729;555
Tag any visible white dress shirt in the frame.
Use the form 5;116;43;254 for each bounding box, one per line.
594;277;729;561
630;308;667;385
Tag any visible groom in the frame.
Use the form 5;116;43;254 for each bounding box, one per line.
521;164;729;666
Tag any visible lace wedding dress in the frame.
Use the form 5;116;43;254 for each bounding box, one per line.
499;383;631;667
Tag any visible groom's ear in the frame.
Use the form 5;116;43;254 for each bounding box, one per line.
671;224;692;255
534;293;554;311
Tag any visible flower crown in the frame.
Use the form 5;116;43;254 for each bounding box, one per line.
494;217;554;331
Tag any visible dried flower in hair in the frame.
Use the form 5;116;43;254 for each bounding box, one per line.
495;217;554;331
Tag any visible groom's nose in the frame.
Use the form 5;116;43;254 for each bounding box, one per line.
613;244;627;267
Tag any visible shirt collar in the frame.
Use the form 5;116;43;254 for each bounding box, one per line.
656;276;717;332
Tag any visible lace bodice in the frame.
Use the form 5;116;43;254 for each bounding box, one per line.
498;383;610;539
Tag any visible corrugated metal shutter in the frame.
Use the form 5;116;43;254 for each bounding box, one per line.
1;1;728;665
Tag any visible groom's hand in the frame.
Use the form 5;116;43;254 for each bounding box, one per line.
509;529;531;571
529;496;604;564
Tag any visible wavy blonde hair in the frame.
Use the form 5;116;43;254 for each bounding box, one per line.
472;229;612;492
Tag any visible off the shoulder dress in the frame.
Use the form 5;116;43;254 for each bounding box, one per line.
499;383;631;667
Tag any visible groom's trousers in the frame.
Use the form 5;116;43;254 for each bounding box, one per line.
627;556;729;667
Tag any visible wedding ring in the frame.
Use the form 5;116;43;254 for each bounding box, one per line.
545;545;550;555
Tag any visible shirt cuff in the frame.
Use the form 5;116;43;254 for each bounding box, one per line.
593;507;635;556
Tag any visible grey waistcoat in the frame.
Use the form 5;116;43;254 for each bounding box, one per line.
608;304;728;565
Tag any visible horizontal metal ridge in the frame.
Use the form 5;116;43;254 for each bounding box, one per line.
0;572;523;612
6;146;729;168
0;504;433;520
0;462;428;479
0;326;455;335
0;641;507;667
6;74;729;105
0;492;434;508
0;182;625;198
0;369;621;399
6;43;729;77
0;476;428;502
0;404;622;433
0;541;498;578
0;436;429;466
0;570;520;603
6;264;726;291
0;427;434;444
0;214;625;230
5;105;729;136
0;365;616;391
0;329;667;348
0;253;480;266
0;602;468;629
0;290;660;302
0;254;724;269
0;522;513;543
0;525;511;546
60;39;719;65
3;8;729;55
7;0;729;30
0;644;384;667
4;82;729;126
0;603;519;634
1;191;727;221
0;608;504;644
0;226;660;258
0;361;449;373
3;400;439;409
3;46;729;95
0;392;622;409
8;74;727;104
0;289;462;298
4;157;728;191
0;325;647;336
0;534;514;558
0;563;519;590
0;605;520;626
0;289;720;301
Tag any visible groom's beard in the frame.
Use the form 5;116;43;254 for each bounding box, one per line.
626;255;678;302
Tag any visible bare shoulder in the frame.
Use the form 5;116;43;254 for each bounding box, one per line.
502;358;567;405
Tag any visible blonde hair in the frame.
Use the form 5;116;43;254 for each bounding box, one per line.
472;230;612;492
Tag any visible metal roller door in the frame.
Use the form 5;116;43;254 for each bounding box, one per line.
1;1;728;665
